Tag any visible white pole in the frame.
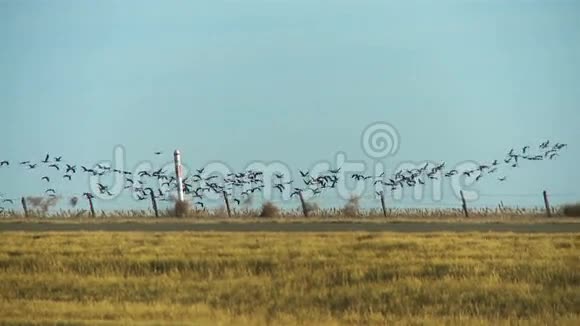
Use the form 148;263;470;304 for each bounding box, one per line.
174;150;184;202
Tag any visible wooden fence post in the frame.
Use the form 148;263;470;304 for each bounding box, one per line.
87;195;96;218
298;191;308;217
379;191;387;217
21;197;28;218
460;190;469;218
149;189;159;218
223;191;232;218
543;190;551;218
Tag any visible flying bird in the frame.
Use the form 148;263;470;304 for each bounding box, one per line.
522;146;530;154
0;161;9;167
42;154;50;163
41;176;50;182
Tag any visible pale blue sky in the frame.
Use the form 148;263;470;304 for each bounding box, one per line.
1;1;579;211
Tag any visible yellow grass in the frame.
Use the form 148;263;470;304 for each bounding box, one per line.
0;232;578;325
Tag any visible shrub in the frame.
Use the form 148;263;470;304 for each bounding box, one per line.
259;202;280;218
304;201;320;216
342;196;360;217
563;203;580;217
174;200;190;218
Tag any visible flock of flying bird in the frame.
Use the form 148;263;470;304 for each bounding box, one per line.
0;140;568;213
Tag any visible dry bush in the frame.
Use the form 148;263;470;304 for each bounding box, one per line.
173;200;190;218
563;203;580;217
342;196;360;217
259;201;280;218
304;201;320;216
213;205;228;218
25;196;61;213
69;197;79;208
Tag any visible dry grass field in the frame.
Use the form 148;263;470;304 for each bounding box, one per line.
0;232;578;325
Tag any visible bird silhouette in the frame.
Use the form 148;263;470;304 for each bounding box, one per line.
0;161;9;167
522;146;530;154
2;199;14;204
65;165;76;173
42;154;50;163
48;164;60;170
41;176;50;182
63;175;72;181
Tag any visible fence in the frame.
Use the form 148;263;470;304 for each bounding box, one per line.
2;189;576;219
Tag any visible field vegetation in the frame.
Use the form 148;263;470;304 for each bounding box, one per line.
0;204;577;220
0;232;578;325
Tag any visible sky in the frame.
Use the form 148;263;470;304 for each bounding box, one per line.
0;0;579;212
